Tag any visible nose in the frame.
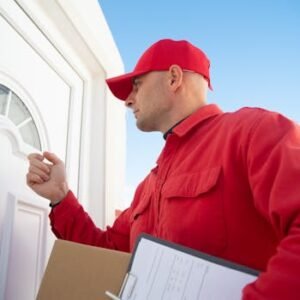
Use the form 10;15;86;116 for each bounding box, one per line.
125;90;135;108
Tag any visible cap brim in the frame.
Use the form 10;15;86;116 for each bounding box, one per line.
106;70;147;101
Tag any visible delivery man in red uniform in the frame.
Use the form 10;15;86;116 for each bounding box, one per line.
27;39;300;299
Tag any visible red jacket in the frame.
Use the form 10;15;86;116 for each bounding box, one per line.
50;104;300;299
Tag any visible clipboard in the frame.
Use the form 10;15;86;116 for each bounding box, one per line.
106;233;259;300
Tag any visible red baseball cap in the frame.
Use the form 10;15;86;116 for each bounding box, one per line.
106;39;212;101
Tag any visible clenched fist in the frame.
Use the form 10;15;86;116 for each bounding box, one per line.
26;151;69;204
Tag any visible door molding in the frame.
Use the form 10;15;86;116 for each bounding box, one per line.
0;193;15;300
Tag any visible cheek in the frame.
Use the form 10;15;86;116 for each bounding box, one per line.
139;83;164;114
139;93;155;113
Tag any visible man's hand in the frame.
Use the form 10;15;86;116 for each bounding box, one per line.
26;151;69;204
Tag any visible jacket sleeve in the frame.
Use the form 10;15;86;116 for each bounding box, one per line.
49;190;131;252
242;111;300;299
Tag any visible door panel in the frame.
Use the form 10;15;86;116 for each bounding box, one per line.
3;195;49;300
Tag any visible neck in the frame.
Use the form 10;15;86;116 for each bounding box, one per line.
163;117;187;139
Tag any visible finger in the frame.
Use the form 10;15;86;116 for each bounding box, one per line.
27;153;44;161
43;151;62;165
29;165;50;181
26;173;44;185
29;158;50;174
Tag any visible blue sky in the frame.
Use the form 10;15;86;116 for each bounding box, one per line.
99;0;300;207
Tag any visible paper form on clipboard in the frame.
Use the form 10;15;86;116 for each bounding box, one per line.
118;234;259;300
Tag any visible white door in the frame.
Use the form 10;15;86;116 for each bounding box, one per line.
0;1;83;299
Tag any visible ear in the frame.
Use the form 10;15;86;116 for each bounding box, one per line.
167;65;183;91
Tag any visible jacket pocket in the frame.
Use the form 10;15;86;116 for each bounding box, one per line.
163;166;221;199
160;166;226;256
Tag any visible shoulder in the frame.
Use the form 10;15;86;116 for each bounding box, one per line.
230;107;300;148
214;107;300;148
229;107;276;121
224;107;297;130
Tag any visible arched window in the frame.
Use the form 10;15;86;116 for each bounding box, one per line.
0;84;41;150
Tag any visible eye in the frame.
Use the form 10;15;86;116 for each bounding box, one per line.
133;78;142;92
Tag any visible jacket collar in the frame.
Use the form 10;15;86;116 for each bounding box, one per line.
155;104;223;168
172;104;223;138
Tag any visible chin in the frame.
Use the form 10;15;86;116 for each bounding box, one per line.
136;121;156;132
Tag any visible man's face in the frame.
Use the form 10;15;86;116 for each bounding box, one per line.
125;71;172;132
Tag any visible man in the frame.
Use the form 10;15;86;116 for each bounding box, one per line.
27;39;300;299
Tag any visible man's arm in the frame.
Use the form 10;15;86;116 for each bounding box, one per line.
242;111;300;299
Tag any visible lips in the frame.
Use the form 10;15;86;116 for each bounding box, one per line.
133;109;139;117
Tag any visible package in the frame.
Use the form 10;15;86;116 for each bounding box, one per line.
36;239;131;300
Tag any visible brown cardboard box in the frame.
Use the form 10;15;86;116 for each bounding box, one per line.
36;240;131;300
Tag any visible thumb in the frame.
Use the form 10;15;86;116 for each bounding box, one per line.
43;151;62;165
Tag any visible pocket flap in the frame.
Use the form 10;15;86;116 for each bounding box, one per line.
130;194;151;222
163;166;221;198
